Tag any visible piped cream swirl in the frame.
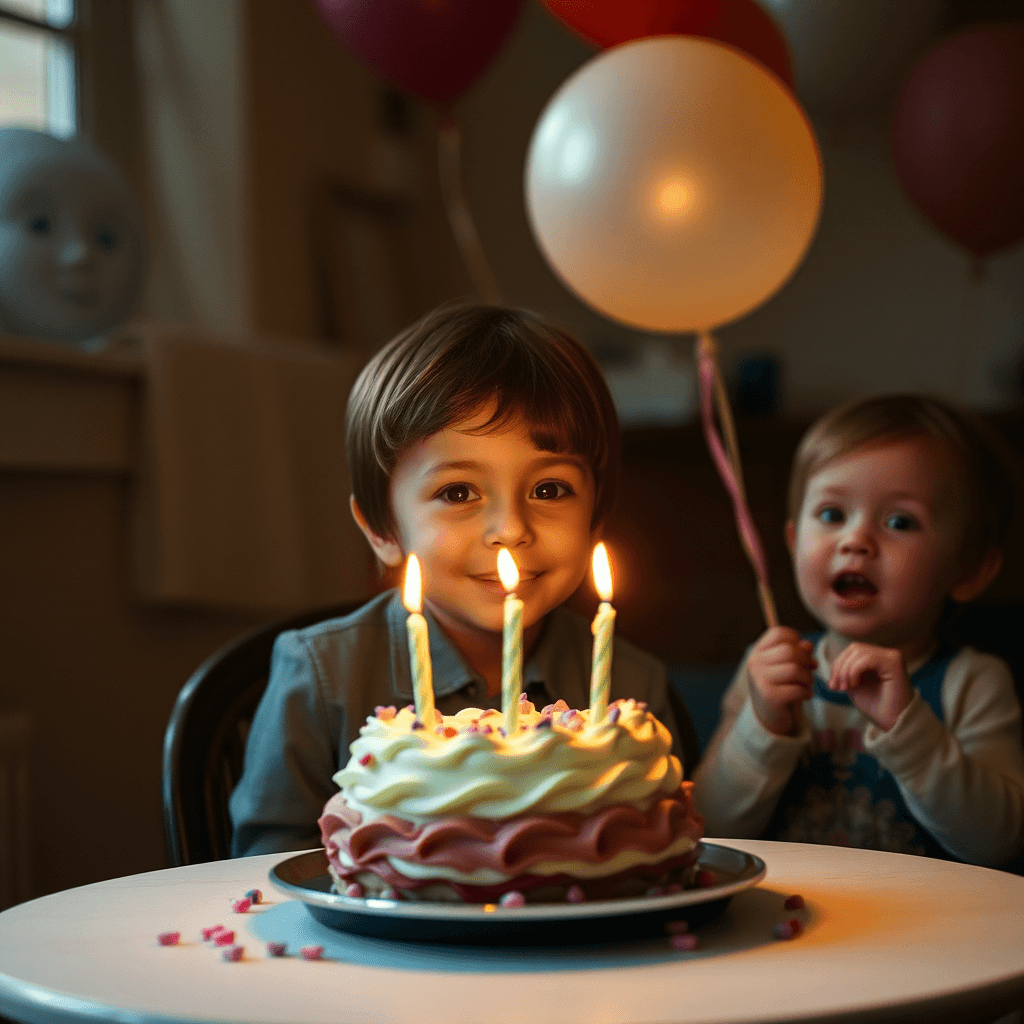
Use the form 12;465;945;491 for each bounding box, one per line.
332;698;682;826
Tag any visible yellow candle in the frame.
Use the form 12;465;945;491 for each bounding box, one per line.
402;554;434;726
589;542;616;723
497;547;523;736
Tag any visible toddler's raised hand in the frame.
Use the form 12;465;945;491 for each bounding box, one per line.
828;642;912;731
747;626;816;736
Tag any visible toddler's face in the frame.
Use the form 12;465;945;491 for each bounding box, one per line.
788;436;966;657
382;404;597;642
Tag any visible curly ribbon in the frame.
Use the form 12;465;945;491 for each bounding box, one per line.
438;115;502;304
696;332;778;629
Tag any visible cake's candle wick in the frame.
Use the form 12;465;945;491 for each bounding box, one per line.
589;542;616;723
403;554;435;727
498;548;523;736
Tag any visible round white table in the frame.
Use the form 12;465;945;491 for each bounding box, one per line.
1;840;1022;1024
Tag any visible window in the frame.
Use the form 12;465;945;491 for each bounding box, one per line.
0;0;78;136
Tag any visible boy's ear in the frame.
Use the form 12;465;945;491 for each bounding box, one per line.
350;496;404;568
785;520;797;555
951;548;1003;603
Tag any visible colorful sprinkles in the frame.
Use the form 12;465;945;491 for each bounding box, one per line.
221;944;244;962
300;945;324;961
231;898;251;914
773;917;804;940
157;931;180;946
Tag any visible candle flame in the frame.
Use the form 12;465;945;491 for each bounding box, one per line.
497;548;519;593
592;542;613;602
403;553;422;613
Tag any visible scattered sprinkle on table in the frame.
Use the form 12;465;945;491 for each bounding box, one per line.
157;932;180;946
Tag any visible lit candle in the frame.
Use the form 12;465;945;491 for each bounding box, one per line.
497;547;523;736
402;554;434;726
589;542;616;723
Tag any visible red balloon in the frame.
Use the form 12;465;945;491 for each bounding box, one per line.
312;0;526;106
541;0;725;49
891;22;1024;258
541;0;794;87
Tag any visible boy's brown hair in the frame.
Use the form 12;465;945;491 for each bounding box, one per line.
787;393;1017;574
346;301;620;538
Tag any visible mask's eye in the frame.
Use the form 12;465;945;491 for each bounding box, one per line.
28;214;51;235
532;481;571;500
439;483;474;504
818;506;844;525
885;512;919;531
95;226;118;251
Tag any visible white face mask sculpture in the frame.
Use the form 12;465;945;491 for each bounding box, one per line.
0;127;146;346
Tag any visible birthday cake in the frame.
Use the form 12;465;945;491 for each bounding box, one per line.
318;696;704;904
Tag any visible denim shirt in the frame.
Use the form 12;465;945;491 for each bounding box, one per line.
229;590;680;856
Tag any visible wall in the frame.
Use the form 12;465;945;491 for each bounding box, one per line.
0;341;266;900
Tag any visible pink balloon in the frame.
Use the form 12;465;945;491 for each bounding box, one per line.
312;0;526;106
891;22;1024;258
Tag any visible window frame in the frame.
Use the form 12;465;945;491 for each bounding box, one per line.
0;0;82;134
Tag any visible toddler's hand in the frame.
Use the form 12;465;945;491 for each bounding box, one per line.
828;642;912;731
747;626;816;736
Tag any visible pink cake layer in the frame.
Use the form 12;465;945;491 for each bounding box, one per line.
320;785;704;902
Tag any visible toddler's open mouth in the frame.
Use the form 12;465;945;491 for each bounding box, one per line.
832;572;877;600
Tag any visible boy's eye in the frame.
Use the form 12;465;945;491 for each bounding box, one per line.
532;481;572;500
885;512;919;531
817;506;844;525
438;483;475;504
28;214;51;235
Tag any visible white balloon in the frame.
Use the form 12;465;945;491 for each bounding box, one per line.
525;36;823;334
759;0;947;114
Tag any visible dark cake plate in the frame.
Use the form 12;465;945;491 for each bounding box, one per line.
268;842;766;946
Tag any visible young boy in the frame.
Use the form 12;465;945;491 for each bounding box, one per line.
230;302;694;857
693;394;1024;867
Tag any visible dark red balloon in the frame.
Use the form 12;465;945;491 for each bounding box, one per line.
541;0;793;87
312;0;526;106
891;21;1024;258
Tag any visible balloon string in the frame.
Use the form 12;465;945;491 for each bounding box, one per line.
437;115;502;304
696;332;778;629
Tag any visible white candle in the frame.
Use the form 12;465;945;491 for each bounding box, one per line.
589;542;616;723
402;554;434;726
497;547;523;736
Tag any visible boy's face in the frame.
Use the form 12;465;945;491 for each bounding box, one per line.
366;404;597;642
787;436;968;656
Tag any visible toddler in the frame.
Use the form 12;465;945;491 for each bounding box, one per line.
693;394;1024;867
230;301;694;856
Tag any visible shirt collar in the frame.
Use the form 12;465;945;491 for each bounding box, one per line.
385;591;586;709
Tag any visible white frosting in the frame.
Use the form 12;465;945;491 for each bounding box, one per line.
332;699;683;827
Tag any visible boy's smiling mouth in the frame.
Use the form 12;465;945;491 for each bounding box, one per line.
832;571;878;606
472;571;542;591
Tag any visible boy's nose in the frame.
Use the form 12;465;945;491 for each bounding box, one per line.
484;497;532;548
